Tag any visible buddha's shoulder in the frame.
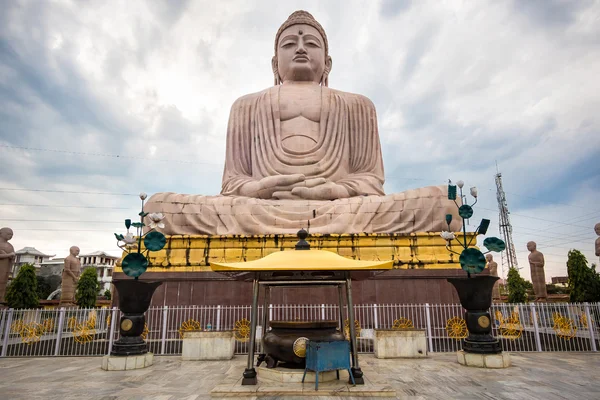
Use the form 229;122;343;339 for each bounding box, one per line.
328;88;376;110
230;88;272;109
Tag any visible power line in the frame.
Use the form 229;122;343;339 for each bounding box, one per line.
0;204;133;209
0;144;222;166
0;188;139;196
0;219;122;223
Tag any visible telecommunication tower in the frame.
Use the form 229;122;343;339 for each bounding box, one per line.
495;169;518;279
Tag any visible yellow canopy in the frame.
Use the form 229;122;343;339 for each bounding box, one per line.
210;249;393;272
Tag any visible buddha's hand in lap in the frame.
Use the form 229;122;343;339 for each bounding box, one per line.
286;181;350;200
239;174;322;199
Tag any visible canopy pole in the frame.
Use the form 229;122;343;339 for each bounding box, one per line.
242;278;259;385
337;284;345;331
345;277;364;385
257;285;270;367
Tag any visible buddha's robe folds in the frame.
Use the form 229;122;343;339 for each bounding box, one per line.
146;87;460;235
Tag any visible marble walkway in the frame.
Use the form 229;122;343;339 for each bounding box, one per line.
0;353;598;399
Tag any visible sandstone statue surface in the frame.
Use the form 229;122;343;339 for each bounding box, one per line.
146;10;460;235
485;253;501;301
60;246;81;306
0;227;15;304
527;241;547;302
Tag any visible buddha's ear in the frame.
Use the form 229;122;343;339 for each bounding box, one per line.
271;56;280;85
322;56;332;87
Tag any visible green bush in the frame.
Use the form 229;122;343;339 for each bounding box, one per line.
507;267;528;303
36;276;52;300
567;250;600;302
103;289;111;300
6;263;39;309
76;267;100;308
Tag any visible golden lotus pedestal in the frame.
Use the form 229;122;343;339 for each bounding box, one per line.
113;232;476;306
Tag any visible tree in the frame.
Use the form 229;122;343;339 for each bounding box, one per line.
567;250;600;302
36;276;52;300
6;263;39;309
103;289;111;300
76;267;100;308
506;267;528;303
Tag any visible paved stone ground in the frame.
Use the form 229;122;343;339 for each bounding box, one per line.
0;353;598;399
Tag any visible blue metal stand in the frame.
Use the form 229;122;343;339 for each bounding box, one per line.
302;340;355;390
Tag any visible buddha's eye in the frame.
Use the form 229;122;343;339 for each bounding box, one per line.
305;41;320;48
281;41;296;48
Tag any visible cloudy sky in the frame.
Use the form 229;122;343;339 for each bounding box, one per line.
1;0;599;283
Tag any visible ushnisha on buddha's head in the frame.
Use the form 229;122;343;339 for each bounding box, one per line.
272;10;332;86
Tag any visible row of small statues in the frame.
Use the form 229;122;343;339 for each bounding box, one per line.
0;227;81;306
2;223;600;305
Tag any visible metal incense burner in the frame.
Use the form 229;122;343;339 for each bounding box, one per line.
210;229;393;386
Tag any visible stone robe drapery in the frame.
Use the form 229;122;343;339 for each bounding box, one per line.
221;87;385;197
145;86;461;235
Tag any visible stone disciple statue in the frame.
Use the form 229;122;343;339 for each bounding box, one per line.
595;222;600;257
146;10;461;235
527;241;547;302
485;253;501;301
0;227;15;304
60;246;81;306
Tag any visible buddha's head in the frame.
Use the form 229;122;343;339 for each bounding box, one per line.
272;10;332;86
595;222;600;236
527;241;536;252
0;227;13;241
69;246;80;257
485;253;493;262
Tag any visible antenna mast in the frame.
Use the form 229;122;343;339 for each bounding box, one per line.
495;168;518;279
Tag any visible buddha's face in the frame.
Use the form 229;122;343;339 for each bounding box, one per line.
485;254;493;262
70;246;80;256
527;241;536;252
595;223;600;236
276;23;330;84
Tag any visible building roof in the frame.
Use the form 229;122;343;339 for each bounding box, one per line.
15;247;55;257
79;251;119;259
41;258;65;265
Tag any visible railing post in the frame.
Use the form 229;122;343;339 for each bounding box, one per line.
216;305;221;331
1;309;13;357
530;303;543;352
373;304;379;329
107;307;118;355
584;302;597;352
53;308;66;356
160;305;169;355
321;304;325;320
425;303;433;353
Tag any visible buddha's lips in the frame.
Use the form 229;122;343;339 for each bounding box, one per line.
293;55;309;61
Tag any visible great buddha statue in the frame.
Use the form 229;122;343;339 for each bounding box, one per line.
146;11;460;235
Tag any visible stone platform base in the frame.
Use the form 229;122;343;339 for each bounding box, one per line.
457;350;511;369
101;353;154;371
182;331;234;360
211;373;395;397
258;366;345;383
374;329;427;358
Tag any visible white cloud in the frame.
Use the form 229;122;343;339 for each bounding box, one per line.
1;0;599;280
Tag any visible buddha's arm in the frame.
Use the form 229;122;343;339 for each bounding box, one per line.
336;94;385;196
221;96;255;196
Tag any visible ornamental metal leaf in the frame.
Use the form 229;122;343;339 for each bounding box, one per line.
458;205;474;219
459;248;486;274
138;211;149;217
144;231;166;251
122;253;149;278
483;237;506;252
448;185;457;200
131;222;145;228
114;233;124;241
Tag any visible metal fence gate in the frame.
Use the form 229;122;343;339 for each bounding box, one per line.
1;302;598;358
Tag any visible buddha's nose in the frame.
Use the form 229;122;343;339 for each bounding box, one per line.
296;43;307;54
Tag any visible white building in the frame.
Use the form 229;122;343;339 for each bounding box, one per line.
13;247;55;277
79;251;118;292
